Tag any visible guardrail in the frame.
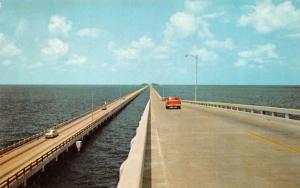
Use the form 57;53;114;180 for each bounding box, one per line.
0;88;142;156
0;87;147;188
152;87;162;100
183;100;300;121
0;110;118;188
151;87;300;121
118;100;150;188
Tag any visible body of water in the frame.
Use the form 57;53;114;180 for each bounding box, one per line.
0;85;142;148
0;85;149;187
154;85;300;109
1;84;299;187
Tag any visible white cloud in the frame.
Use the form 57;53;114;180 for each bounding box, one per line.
184;0;209;13
164;11;213;40
114;48;138;61
190;47;219;62
48;16;72;35
67;54;88;65
0;43;21;56
197;17;213;38
164;12;198;40
0;33;21;56
234;59;247;67
235;43;278;68
151;45;171;60
238;0;300;33
113;35;154;61
77;28;101;38
238;43;278;59
41;38;69;57
205;38;235;50
131;35;154;49
204;11;225;19
148;0;213;61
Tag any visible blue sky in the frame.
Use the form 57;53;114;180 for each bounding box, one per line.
0;0;300;85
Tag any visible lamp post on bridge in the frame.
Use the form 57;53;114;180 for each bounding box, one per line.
185;54;198;103
91;91;94;122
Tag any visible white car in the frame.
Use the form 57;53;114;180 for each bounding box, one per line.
102;101;107;110
45;129;59;139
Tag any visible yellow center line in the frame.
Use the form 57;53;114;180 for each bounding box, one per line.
246;130;300;157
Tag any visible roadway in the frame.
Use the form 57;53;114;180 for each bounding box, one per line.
143;88;300;188
0;87;146;187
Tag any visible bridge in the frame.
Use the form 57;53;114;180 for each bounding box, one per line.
0;86;147;188
119;87;300;188
1;85;300;188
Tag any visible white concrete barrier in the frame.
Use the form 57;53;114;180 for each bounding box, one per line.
152;87;300;121
182;100;300;121
118;100;150;188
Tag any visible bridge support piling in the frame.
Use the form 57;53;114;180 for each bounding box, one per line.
76;141;82;152
23;179;27;187
41;166;45;172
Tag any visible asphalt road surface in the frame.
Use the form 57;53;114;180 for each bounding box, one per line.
143;88;300;188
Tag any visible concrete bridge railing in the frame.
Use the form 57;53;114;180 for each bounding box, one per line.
118;100;150;188
0;87;147;188
183;100;300;121
152;86;300;121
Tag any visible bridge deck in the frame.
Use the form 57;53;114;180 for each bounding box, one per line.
143;88;300;188
0;87;145;187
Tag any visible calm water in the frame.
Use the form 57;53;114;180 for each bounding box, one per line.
0;85;149;187
0;85;142;148
154;85;300;109
28;87;149;188
1;85;299;187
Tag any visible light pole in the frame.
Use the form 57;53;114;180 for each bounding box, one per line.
185;54;198;103
91;91;94;122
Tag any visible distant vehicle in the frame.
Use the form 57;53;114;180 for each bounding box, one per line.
165;96;181;109
102;101;107;110
45;129;59;139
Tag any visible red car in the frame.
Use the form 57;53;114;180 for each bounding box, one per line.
165;96;181;109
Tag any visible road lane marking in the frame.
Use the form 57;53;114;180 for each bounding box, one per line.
246;130;300;156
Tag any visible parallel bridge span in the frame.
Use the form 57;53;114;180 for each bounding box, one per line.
0;86;147;188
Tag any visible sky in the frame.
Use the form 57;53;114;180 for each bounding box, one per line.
0;0;300;85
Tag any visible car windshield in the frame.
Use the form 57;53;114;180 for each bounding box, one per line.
168;97;178;100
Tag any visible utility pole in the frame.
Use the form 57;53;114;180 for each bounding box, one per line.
91;91;94;123
185;54;198;103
